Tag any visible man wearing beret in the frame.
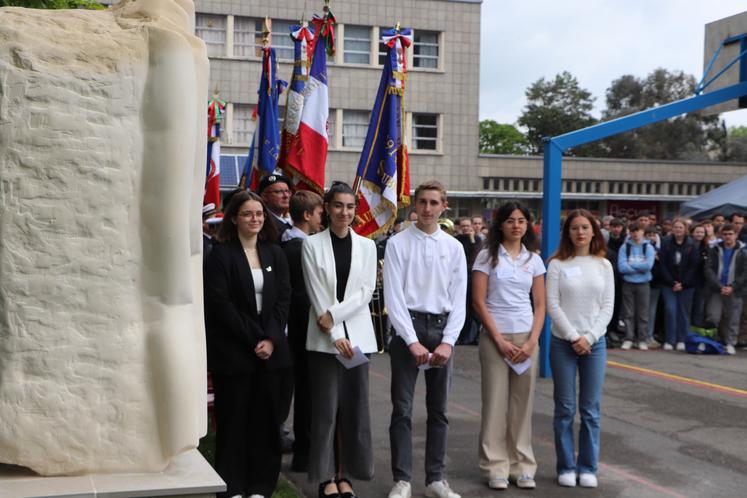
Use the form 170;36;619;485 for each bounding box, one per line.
258;174;294;239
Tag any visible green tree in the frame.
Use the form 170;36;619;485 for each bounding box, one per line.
517;71;598;155
479;120;528;155
0;0;103;8
725;126;747;162
600;68;725;160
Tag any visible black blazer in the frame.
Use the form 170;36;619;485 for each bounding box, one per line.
282;236;311;354
204;237;291;374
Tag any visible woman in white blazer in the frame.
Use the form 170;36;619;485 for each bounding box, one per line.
302;182;377;498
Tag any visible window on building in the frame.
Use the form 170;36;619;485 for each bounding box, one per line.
344;25;371;64
234;16;260;57
196;14;226;57
342;110;369;148
413;30;439;69
412;113;438;150
233;104;254;145
271;20;295;61
326;109;336;147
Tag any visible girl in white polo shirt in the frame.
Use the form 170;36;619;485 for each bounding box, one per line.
472;202;546;491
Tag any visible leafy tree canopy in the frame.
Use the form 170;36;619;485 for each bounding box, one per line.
517;71;599;155
479;120;528;155
600;68;724;160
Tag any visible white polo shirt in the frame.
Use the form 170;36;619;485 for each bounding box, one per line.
472;245;546;334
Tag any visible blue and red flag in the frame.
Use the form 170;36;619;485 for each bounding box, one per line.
278;9;334;195
241;45;287;190
353;27;412;238
204;96;225;209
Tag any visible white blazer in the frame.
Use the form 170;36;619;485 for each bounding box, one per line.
301;228;378;354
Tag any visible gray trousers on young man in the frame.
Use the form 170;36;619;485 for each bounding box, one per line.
621;282;650;342
389;311;453;486
707;293;744;346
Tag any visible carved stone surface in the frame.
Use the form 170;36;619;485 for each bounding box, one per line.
0;0;208;475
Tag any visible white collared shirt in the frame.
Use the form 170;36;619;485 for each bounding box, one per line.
383;224;467;346
281;225;308;242
472;245;546;334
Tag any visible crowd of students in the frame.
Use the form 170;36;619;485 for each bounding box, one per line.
200;175;746;497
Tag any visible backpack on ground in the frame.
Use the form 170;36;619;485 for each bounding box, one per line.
684;333;725;355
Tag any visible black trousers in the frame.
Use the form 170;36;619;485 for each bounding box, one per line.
292;349;311;462
213;370;282;498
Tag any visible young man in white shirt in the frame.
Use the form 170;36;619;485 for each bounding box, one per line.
384;181;468;498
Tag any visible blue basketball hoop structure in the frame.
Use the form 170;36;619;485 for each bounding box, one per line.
538;34;747;378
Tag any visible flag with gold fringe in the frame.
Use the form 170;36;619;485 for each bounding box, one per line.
353;26;412;238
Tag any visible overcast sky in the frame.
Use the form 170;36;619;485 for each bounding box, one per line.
479;1;747;128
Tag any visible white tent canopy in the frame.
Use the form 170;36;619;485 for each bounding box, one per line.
680;175;747;219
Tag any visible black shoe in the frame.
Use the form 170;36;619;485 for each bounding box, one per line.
336;478;356;498
736;341;747;348
319;480;340;498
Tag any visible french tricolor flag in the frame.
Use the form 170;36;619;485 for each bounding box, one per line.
281;11;334;193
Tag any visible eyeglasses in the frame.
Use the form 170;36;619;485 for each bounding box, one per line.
264;188;291;195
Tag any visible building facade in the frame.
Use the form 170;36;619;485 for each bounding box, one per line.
107;0;747;221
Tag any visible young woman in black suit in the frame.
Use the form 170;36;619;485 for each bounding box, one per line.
204;190;291;498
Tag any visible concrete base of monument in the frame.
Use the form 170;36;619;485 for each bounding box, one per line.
0;449;225;498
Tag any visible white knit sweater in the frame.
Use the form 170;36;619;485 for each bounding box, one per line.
546;255;615;345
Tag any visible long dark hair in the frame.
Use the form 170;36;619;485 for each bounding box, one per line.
552;209;606;261
487;202;538;267
215;190;278;244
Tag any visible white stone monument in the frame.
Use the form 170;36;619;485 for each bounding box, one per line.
0;0;209;476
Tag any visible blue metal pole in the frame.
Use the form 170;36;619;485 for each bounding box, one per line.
553;81;747;150
539;139;563;378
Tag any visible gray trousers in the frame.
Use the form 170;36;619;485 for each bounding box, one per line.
707;293;744;346
308;352;373;483
622;282;650;342
389;312;452;485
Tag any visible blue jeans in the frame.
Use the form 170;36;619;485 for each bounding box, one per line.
661;287;695;346
550;335;606;476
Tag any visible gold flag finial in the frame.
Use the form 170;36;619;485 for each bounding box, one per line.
212;86;220;98
262;17;271;47
395;21;401;31
323;0;330;14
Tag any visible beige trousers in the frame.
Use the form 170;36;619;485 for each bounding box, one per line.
478;331;538;480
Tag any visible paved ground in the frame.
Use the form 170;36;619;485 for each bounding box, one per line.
282;344;747;497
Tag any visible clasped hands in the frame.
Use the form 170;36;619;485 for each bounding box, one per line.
497;337;537;363
408;341;452;367
254;339;274;360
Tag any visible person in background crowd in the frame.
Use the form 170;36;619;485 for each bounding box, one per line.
660;218;673;238
645;227;664;347
659;219;700;351
648;212;658;229
302;182;378;498
700;219;717;246
472;215;486;244
385;180;467;498
635;211;660;248
472;202;546;491
456;217;480;345
618;222;655;350
204;191;291;498
606;218;627;338
712;214;726;234
690;224;710;328
602;216;613;232
282;191;324;472
203;202;218;262
546;209;614;489
704;223;747;355
731;214;746;243
259;174;294;238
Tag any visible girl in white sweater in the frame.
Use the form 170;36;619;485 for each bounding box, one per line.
546;209;614;489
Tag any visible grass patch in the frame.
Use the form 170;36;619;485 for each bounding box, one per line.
197;414;299;498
